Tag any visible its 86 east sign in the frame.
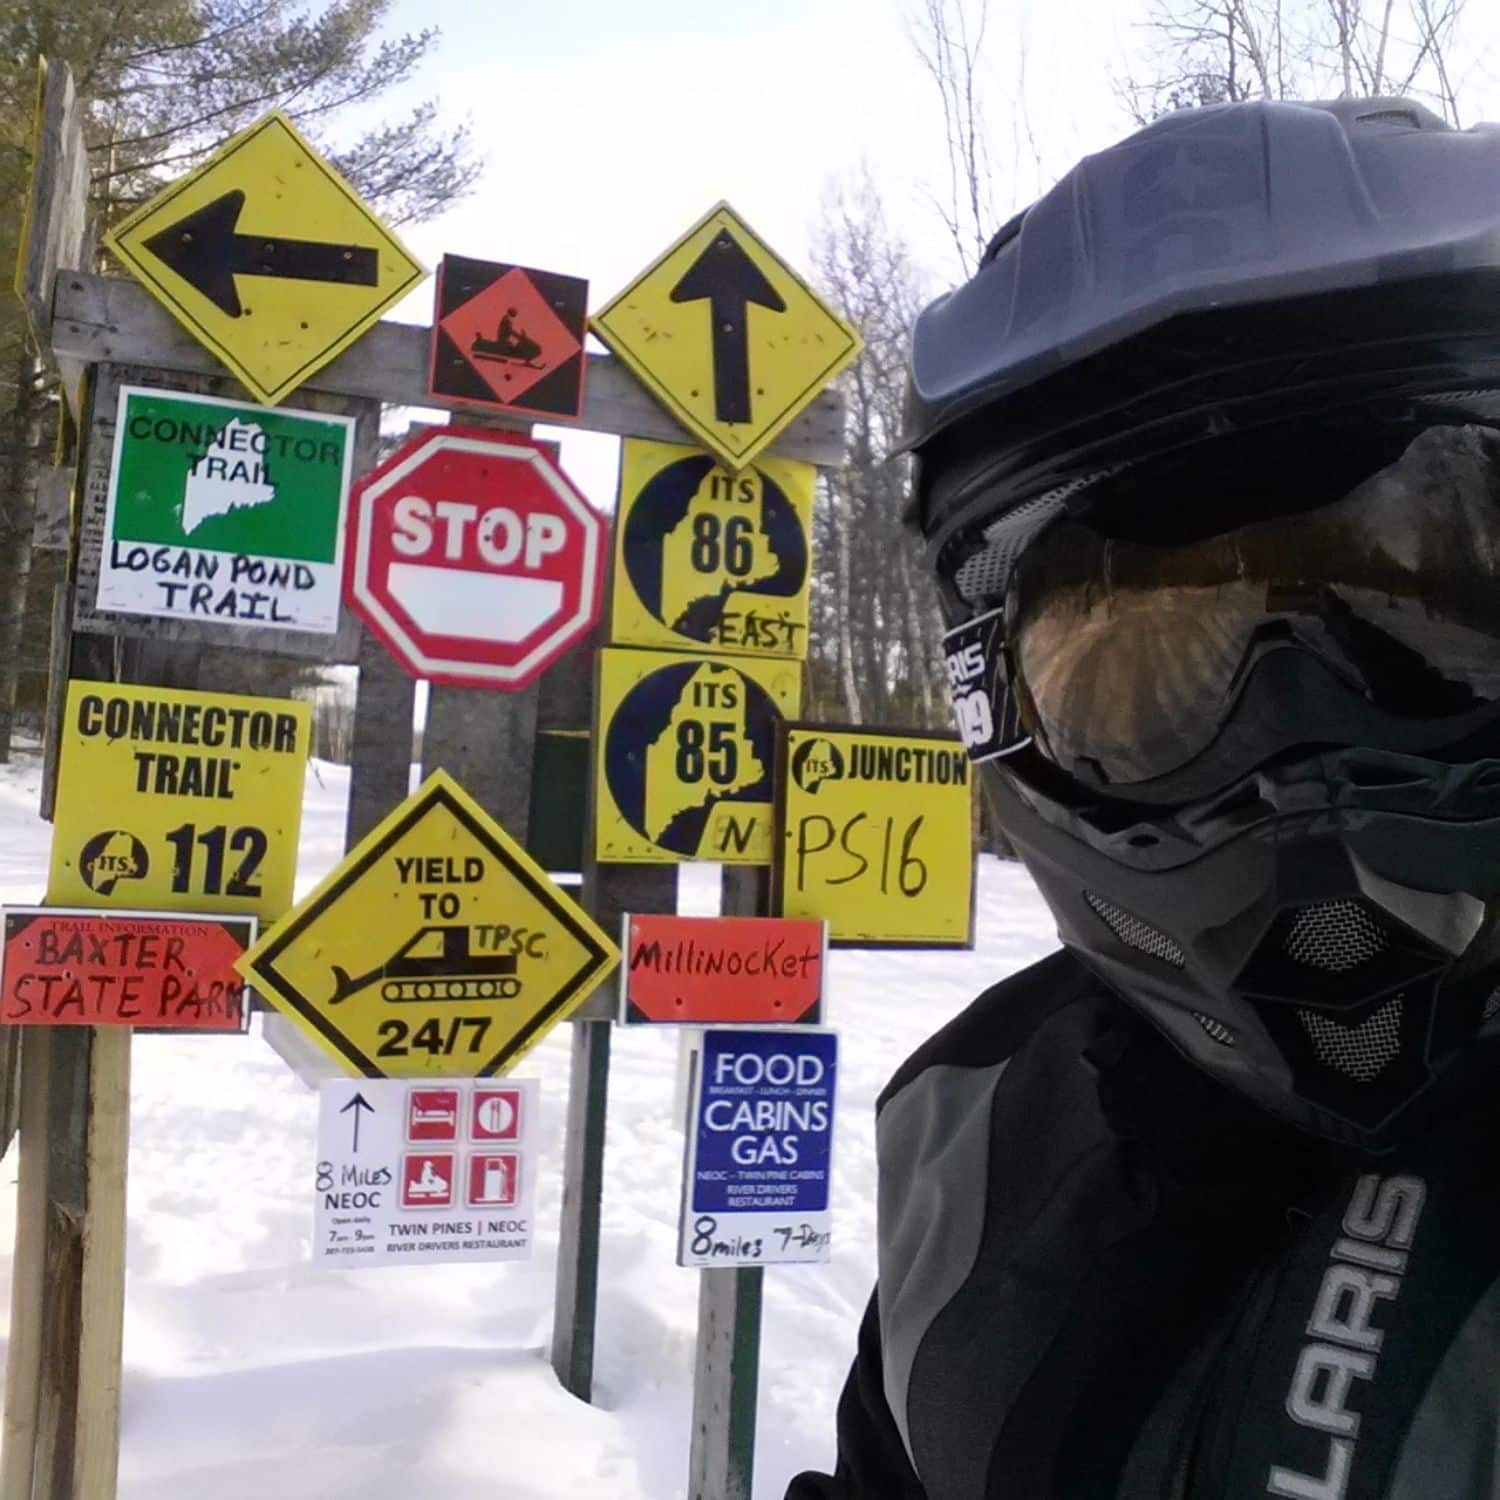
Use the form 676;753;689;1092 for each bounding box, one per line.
346;428;605;690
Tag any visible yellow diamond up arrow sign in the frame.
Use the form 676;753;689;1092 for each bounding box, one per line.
106;109;426;406
592;202;863;471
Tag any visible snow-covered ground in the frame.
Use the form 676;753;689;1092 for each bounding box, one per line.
0;747;1058;1499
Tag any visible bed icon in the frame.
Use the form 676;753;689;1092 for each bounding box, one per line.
406;1087;460;1142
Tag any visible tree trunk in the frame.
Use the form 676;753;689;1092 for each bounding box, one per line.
831;487;863;723
896;544;939;725
0;354;46;762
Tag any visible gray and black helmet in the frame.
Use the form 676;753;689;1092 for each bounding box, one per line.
908;97;1500;1149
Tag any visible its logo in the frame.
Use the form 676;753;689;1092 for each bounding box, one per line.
79;830;149;896
791;737;844;795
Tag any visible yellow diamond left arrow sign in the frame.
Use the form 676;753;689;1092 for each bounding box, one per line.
106;109;426;405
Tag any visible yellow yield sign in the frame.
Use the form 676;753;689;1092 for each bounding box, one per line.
592;203;863;471
106;110;425;406
238;771;619;1078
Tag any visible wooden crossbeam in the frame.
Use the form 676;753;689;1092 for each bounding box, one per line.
49;273;848;466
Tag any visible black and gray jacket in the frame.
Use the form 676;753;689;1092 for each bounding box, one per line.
786;950;1500;1499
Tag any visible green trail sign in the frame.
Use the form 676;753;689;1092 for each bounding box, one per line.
97;386;356;633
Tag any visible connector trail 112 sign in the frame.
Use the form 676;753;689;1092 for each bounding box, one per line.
47;681;310;920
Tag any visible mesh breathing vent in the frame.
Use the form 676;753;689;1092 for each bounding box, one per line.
953;492;1065;602
951;470;1124;604
1485;988;1500;1023
1193;1011;1236;1046
1299;996;1403;1081
1285;900;1389;972
1084;891;1185;967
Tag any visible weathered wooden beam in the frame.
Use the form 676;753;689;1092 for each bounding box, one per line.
683;863;774;1500
16;1023;130;1500
1;1032;49;1500
720;865;771;919
346;628;416;849
31;469;73;554
688;1267;765;1500
550;1016;613;1402
421;682;540;841
37;589;77;824
0;1026;19;1166
551;851;677;1400
17;60;91;410
50;273;848;467
71;1028;129;1500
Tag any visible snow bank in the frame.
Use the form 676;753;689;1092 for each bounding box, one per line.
0;749;1058;1498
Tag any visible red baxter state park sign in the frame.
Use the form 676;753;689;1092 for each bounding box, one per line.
621;914;825;1025
345;428;605;690
0;909;255;1030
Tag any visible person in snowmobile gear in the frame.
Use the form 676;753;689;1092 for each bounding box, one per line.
788;96;1500;1500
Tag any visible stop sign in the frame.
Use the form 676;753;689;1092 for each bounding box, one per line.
346;428;605;689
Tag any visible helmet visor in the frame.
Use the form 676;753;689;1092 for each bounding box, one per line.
1007;424;1500;785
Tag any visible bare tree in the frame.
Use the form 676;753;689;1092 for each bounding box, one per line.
809;174;947;729
908;0;996;278
0;1;478;759
1119;0;1477;124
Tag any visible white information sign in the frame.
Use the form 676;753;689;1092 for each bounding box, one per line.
314;1076;538;1268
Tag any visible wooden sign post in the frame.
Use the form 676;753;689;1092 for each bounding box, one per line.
689;864;775;1500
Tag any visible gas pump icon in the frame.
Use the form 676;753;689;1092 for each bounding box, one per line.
467;1153;519;1207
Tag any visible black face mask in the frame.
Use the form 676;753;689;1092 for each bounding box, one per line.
951;424;1500;792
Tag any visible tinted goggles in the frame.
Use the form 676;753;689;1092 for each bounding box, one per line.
942;424;1500;788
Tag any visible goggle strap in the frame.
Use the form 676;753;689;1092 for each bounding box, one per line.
943;607;1033;762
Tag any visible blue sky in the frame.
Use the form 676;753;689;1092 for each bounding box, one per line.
364;0;1499;506
363;0;1146;503
382;0;1143;284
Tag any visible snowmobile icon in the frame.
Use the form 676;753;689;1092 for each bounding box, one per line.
328;925;520;1006
471;308;543;368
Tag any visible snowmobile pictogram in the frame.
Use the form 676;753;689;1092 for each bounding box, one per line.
471;307;544;368
328;925;521;1006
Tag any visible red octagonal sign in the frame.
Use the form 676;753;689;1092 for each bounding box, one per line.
346;428;605;689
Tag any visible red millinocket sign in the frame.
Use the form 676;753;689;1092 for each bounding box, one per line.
621;914;825;1025
0;908;255;1030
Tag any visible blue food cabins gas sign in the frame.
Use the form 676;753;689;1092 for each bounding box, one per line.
679;1027;837;1268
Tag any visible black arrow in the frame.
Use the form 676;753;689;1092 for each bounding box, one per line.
340;1091;375;1153
669;228;786;424
141;189;380;318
